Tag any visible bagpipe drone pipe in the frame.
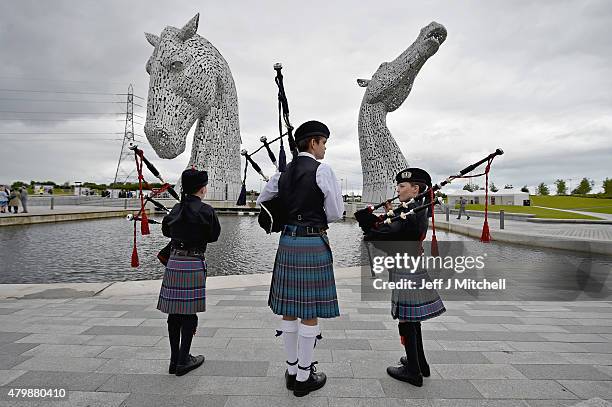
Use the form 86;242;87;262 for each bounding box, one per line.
126;144;180;268
233;63;300;233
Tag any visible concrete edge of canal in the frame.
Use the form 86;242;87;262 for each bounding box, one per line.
0;266;363;300
0;208;148;227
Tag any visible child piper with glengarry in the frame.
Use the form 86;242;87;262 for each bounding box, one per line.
357;168;446;387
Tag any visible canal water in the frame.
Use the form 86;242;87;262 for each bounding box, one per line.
0;215;373;283
0;215;610;301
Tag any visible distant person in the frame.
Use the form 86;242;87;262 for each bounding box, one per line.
456;196;470;220
0;186;8;213
8;188;20;214
19;187;28;213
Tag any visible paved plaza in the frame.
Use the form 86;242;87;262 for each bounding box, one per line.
442;215;612;242
0;268;611;406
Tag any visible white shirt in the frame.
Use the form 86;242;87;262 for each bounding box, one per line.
256;152;344;223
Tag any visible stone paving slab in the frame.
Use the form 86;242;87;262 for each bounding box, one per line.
0;391;129;407
514;364;612;381
5;371;113;391
0;277;610;406
119;393;227;407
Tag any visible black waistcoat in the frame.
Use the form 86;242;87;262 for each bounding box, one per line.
278;156;327;228
161;195;221;251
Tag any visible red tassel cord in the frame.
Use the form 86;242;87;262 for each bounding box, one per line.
128;147;178;268
140;210;150;235
429;188;439;256
131;222;139;268
480;158;493;243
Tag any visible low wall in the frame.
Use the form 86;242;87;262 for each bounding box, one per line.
0;209;146;227
434;219;612;256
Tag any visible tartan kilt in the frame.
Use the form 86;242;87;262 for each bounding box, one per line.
157;254;207;314
268;229;340;319
390;268;446;321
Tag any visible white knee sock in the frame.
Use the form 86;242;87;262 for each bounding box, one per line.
297;323;319;382
279;319;299;375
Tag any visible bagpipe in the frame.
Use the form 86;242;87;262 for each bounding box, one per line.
233;63;301;234
355;148;504;255
236;63;298;207
126;143;180;267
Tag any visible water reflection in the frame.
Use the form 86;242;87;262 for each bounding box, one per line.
1;215;609;293
0;215;372;283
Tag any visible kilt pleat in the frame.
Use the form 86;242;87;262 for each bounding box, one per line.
269;229;340;319
390;269;446;321
157;254;207;314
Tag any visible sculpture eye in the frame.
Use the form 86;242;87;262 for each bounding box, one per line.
170;61;184;71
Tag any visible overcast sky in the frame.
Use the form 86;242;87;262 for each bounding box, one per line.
1;0;610;194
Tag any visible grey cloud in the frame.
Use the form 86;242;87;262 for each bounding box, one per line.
0;0;610;193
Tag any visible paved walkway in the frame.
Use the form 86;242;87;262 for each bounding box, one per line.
0;268;611;406
436;213;612;256
533;207;612;221
443;215;612;242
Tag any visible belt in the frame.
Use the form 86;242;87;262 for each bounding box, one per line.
171;248;206;258
282;225;327;237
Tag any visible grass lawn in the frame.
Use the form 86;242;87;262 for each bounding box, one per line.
530;195;612;214
461;204;601;220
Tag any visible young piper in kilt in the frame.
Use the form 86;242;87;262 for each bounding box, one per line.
358;168;446;387
257;120;344;397
158;169;221;376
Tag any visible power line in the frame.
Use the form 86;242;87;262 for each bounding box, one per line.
0;75;131;85
0;132;144;136
0;117;125;122
0;132;122;134
0;110;145;117
2;138;126;142
0;88;145;99
0;88;124;96
0;97;144;108
0;110;126;115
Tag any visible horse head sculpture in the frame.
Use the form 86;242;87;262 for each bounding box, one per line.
144;14;241;200
357;22;447;203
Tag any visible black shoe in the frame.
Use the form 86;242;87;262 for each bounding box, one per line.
293;362;326;397
400;356;430;377
456;217;460;219
169;361;177;374
285;369;297;390
387;364;423;387
175;354;205;376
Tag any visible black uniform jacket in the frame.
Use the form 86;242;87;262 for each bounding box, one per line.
162;195;221;251
357;200;429;242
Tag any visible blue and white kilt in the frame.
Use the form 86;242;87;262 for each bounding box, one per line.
268;226;340;319
157;253;207;315
390;268;446;321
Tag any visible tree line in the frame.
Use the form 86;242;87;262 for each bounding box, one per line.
458;178;611;197
536;178;611;196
